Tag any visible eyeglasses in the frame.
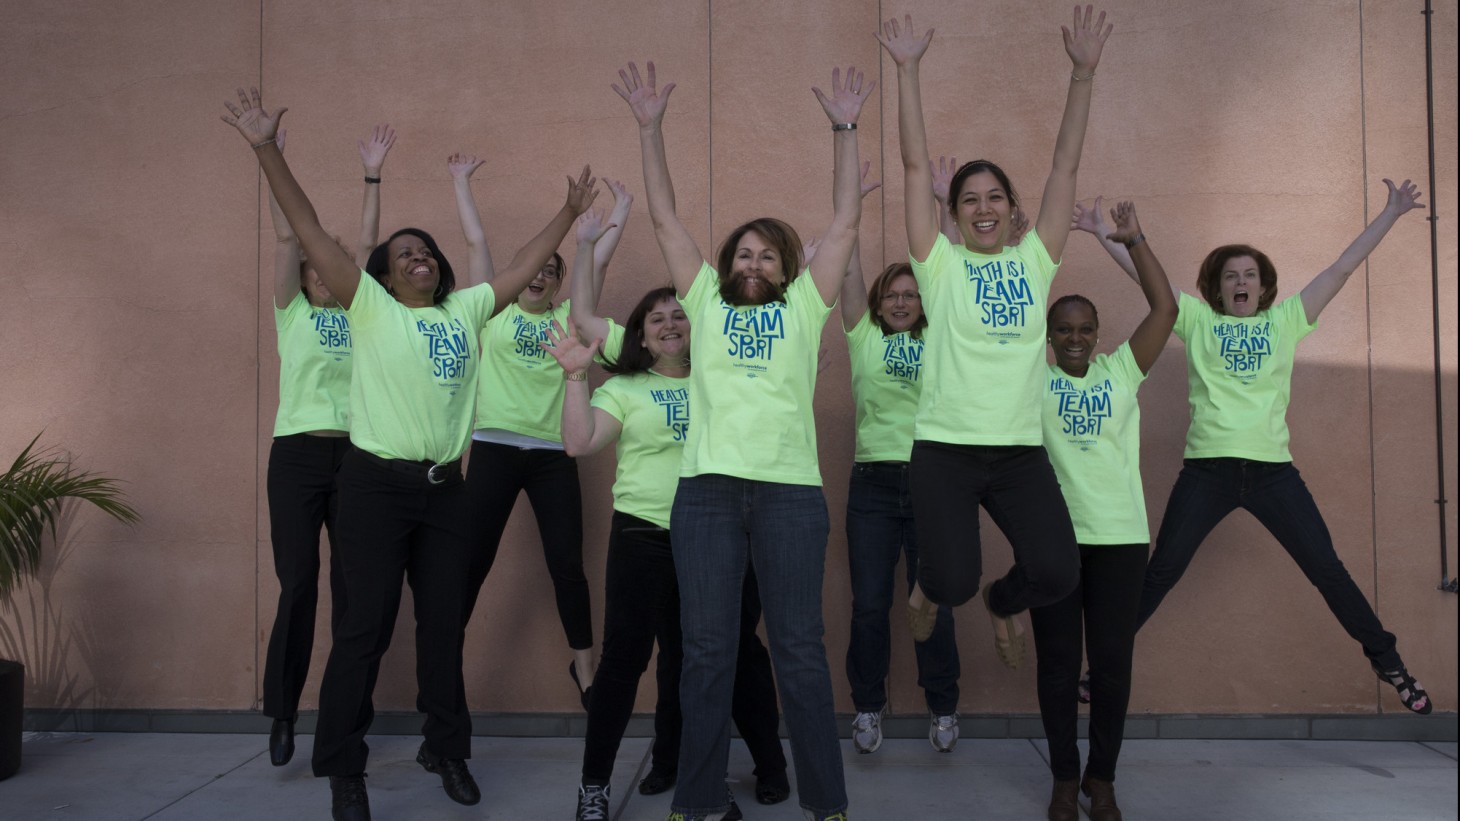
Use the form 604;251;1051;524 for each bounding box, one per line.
537;268;562;280
880;291;921;304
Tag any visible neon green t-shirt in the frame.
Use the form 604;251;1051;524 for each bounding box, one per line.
679;262;831;485
1174;292;1316;462
1042;342;1149;545
345;272;496;463
846;311;923;463
474;300;572;441
591;370;691;528
909;231;1059;445
273;291;352;436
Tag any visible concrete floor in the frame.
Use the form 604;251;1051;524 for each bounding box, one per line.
6;731;1457;820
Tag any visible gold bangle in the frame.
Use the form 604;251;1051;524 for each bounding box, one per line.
565;371;587;382
1071;71;1095;82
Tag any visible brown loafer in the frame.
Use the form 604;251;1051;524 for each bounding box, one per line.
908;594;938;642
981;583;1025;669
1082;776;1123;821
1047;779;1079;821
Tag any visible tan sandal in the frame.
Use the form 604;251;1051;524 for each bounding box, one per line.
982;583;1025;669
907;589;938;643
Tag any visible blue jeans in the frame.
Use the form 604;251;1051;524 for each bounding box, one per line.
1138;458;1401;670
845;462;959;715
670;474;846;818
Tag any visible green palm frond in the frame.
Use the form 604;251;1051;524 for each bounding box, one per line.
0;434;140;602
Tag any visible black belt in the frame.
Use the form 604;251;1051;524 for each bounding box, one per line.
353;448;461;485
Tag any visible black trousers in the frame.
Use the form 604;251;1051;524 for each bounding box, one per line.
909;441;1080;614
463;441;592;649
311;449;476;777
582;512;786;784
263;434;349;720
1030;543;1147;782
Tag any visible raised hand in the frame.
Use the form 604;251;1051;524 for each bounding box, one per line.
860;161;882;199
220;86;286;146
802;235;823;267
1382;178;1424;217
564;165;600;215
575;208;616;245
1009;207;1031;245
448;152;485;180
876;14;933;67
604;178;635;211
613;61;676;128
543;319;601;375
274;129;287;152
1071;195;1108;235
1104;200;1142;245
1062;5;1114;74
358;124;395;174
813;65;875;126
931;155;957;205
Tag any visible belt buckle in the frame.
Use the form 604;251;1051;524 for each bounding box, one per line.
426;463;449;485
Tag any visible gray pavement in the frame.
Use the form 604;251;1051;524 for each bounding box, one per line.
5;731;1457;820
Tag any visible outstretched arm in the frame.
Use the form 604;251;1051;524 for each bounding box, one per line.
568;208;616;343
588;179;634;307
542;319;623;457
1072;196;1151;284
877;16;939;261
1104;201;1177;374
614;62;703;295
224;88;360;307
1300;178;1424;324
1034;5;1113;262
930;155;964;245
356;123;394;266
839;162;882;330
448;152;495;287
265;131;303;309
487;166;600;318
808;65;875;306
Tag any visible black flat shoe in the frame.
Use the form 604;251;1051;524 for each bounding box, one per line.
637;766;676;795
755;770;790;805
568;660;592;711
269;717;295;766
417;743;481;806
329;774;370;821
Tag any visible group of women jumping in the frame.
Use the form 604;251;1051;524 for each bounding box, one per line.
221;5;1433;821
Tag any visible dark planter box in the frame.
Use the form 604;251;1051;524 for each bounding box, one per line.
0;659;21;779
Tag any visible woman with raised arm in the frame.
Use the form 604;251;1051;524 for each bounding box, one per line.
1099;179;1433;718
260;124;390;769
354;124;394;265
1033;201;1176;821
542;213;790;821
613;60;869;821
877;6;1112;670
446;152;496;284
222;87;596;820
456;168;631;709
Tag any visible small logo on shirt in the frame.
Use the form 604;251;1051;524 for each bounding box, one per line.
964;258;1033;330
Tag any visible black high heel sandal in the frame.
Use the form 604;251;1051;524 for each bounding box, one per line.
1372;661;1432;715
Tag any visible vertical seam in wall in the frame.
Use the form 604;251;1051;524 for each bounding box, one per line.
707;0;713;245
878;0;886;271
254;0;265;712
1357;0;1382;712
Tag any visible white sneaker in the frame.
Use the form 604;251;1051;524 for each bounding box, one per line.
851;707;885;754
929;712;959;752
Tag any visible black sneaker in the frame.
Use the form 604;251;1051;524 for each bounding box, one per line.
328;774;370;821
638;766;676;795
577;783;610;821
416;742;481;805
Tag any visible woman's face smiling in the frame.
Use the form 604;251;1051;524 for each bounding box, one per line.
875;273;922;333
386;233;439;306
1219;255;1261;317
518;257;563;313
954;170;1012;254
642;297;690;366
729;231;786;304
1048;300;1098;377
